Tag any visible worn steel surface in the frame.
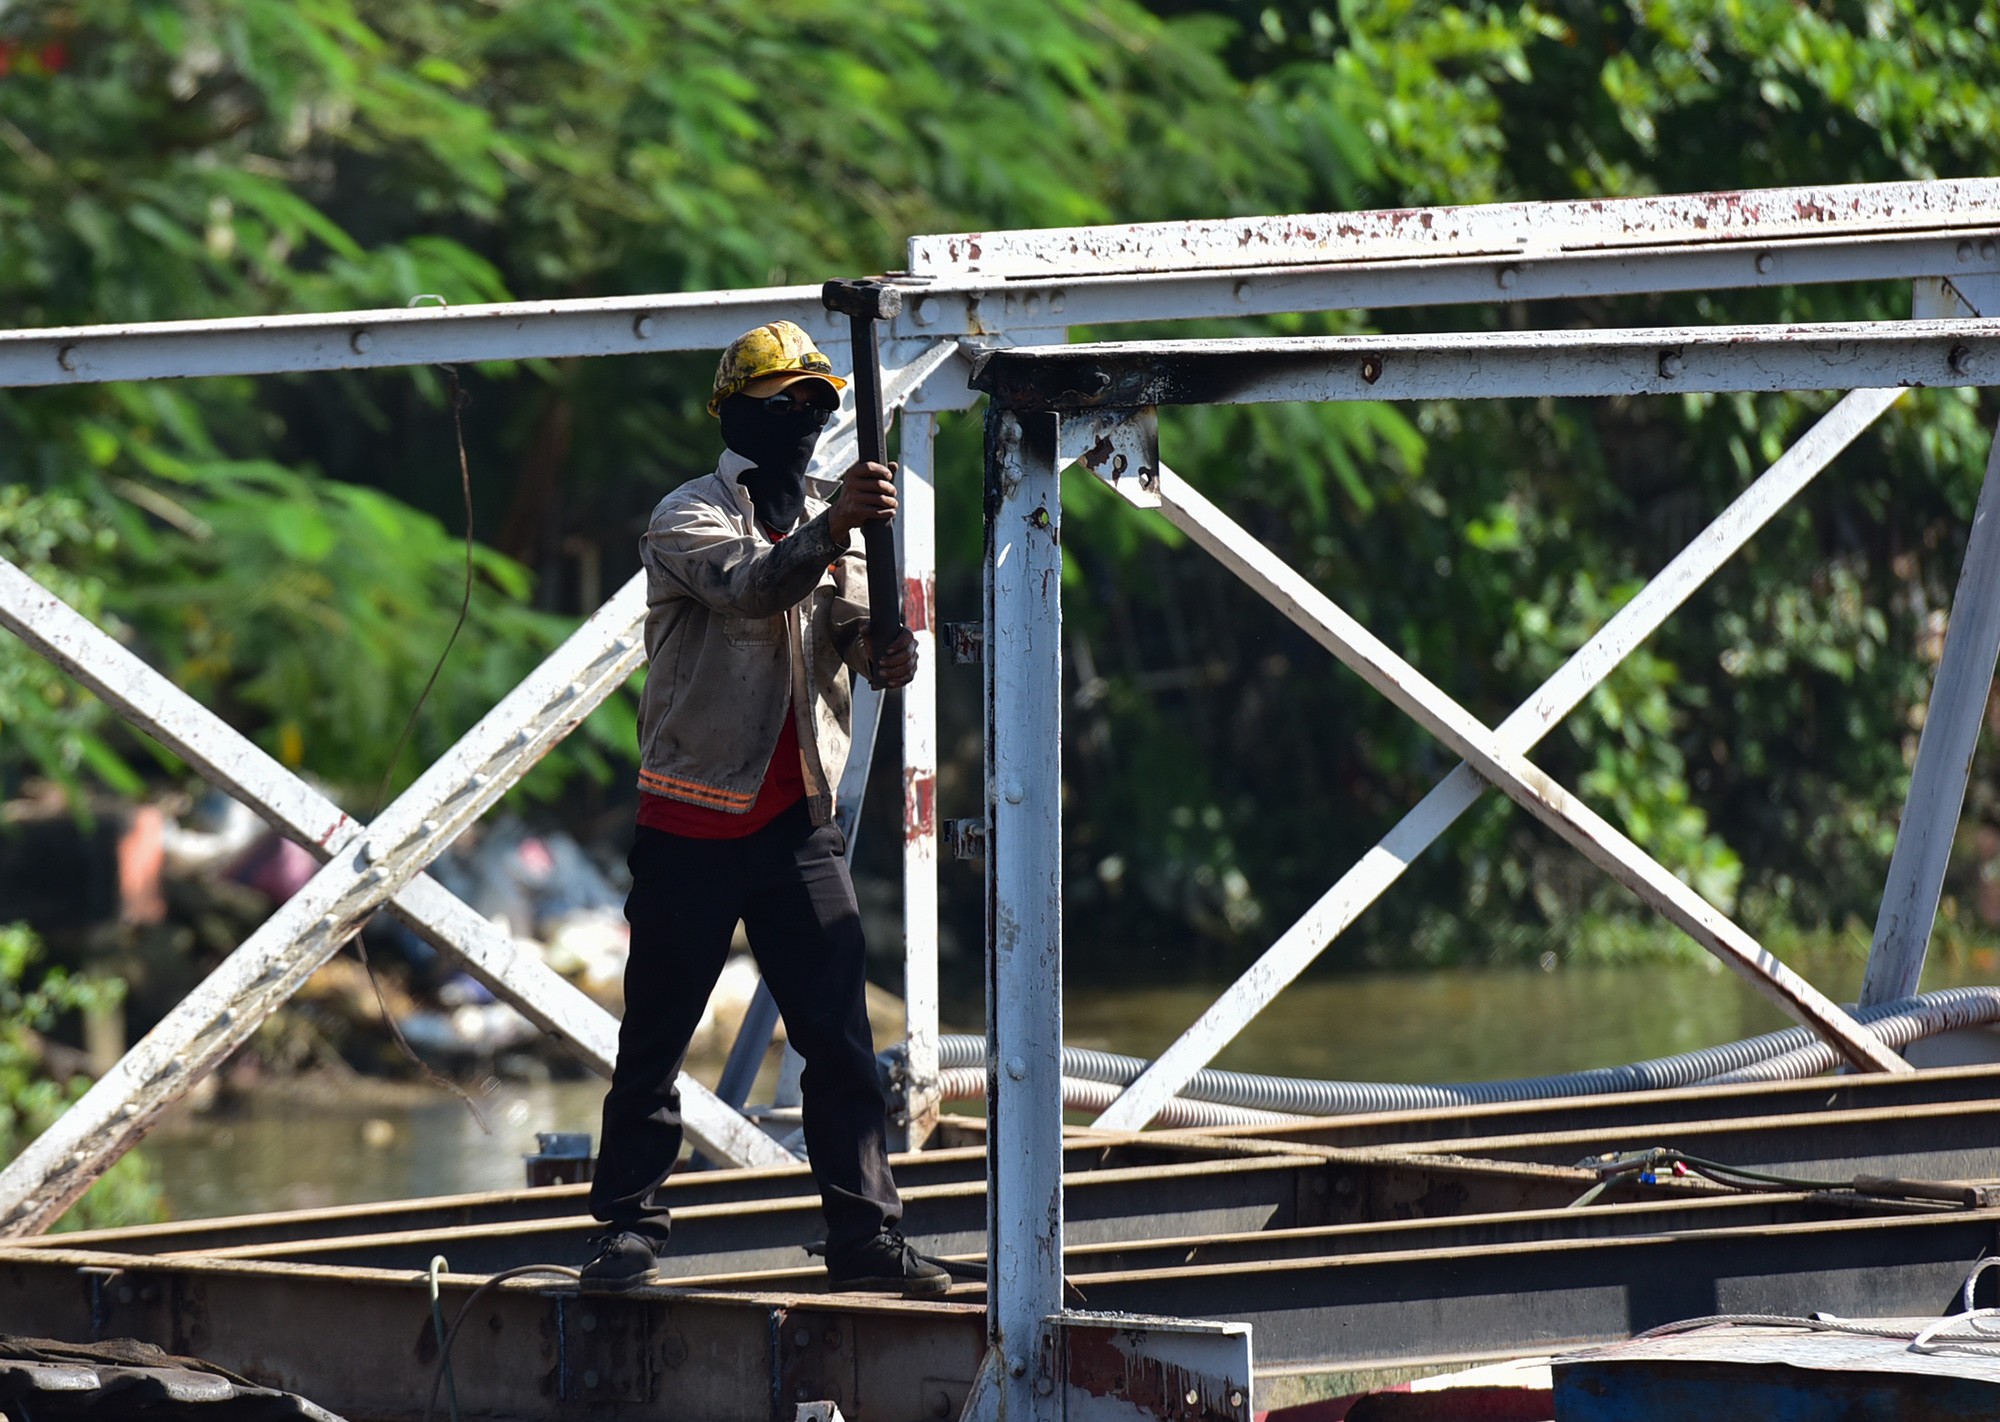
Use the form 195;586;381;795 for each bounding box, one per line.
1553;1320;2000;1422
970;319;2000;411
984;407;1068;1421
910;179;2000;277
897;411;945;1150
0;1249;987;1422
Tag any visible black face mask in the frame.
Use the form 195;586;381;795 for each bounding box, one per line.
719;393;829;534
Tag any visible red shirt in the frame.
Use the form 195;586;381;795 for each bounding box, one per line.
637;701;806;839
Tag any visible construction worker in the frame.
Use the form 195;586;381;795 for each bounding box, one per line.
581;320;949;1296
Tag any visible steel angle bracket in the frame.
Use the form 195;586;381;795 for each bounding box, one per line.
1050;1313;1251;1422
1060;407;1161;509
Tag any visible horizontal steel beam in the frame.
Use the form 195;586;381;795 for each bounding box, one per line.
1186;1063;2000;1154
911;178;2000;277
971;318;2000;409
1394;1097;2000;1184
27;1141;1126;1257
0;1247;987;1422
981;231;2000;332
1066;1207;2000;1375
660;1191;1926;1295
140;1154;1646;1279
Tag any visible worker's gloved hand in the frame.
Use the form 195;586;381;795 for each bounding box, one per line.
866;627;919;689
829;460;897;541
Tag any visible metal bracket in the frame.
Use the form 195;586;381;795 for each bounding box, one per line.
774;1308;859;1418
946;622;985;664
557;1294;652;1404
1050;1313;1252;1422
944;818;988;861
1063;407;1162;510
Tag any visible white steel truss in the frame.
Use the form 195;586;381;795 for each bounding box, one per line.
3;177;2000;1420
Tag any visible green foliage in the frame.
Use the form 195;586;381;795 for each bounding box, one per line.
4;0;2000;971
0;922;162;1230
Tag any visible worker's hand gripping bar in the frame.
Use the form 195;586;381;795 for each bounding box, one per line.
822;279;905;683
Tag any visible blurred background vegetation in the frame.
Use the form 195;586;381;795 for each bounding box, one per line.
5;0;2000;1150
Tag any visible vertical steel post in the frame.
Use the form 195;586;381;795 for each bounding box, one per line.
898;411;944;1149
984;407;1065;1422
1863;416;2000;1005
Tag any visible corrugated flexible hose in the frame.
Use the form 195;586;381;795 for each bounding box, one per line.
916;986;2000;1124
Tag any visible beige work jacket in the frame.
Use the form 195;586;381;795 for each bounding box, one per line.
634;450;871;826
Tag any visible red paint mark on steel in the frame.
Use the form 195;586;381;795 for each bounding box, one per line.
904;769;936;842
904;573;934;632
1066;1328;1234;1422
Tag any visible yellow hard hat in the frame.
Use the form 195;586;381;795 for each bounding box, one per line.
708;320;846;417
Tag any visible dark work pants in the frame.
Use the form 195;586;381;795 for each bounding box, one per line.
589;803;902;1251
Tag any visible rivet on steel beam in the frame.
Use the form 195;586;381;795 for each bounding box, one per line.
1496;266;1519;290
1233;281;1250;303
795;1327;811;1347
1984;239;1998;262
1024;294;1041;315
319;914;339;931
1755;252;1775;275
1658;350;1684;379
358;841;381;866
1951;344;1974;377
350;330;372;355
56;344;77;372
581;1313;597;1331
1010;1360;1027;1378
1359;355;1383;385
420;819;440;836
1035;1376;1054;1397
913;297;940;327
1049;292;1066;313
1960;241;1976;262
1186;1390;1200;1406
615;636;636;653
1005;1057;1026;1080
633;314;655;340
1229;1391;1245;1408
1003;781;1023;804
583;1369;601;1388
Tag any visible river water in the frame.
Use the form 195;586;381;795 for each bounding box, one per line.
135;953;1997;1223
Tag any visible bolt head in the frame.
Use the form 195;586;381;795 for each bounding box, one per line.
350;330;372;354
1496;265;1518;290
1010;1360;1028;1378
1186;1389;1201;1406
1755;252;1774;274
795;1327;812;1347
1006;1057;1027;1080
633;314;655;339
1985;239;1998;261
1229;1390;1245;1409
584;1369;601;1388
1960;241;1976;262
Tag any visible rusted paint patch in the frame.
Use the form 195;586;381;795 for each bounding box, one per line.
903;769;935;842
1067;1327;1237;1422
903;573;933;632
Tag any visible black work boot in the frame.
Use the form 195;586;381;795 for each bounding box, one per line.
824;1230;952;1296
580;1231;659;1292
